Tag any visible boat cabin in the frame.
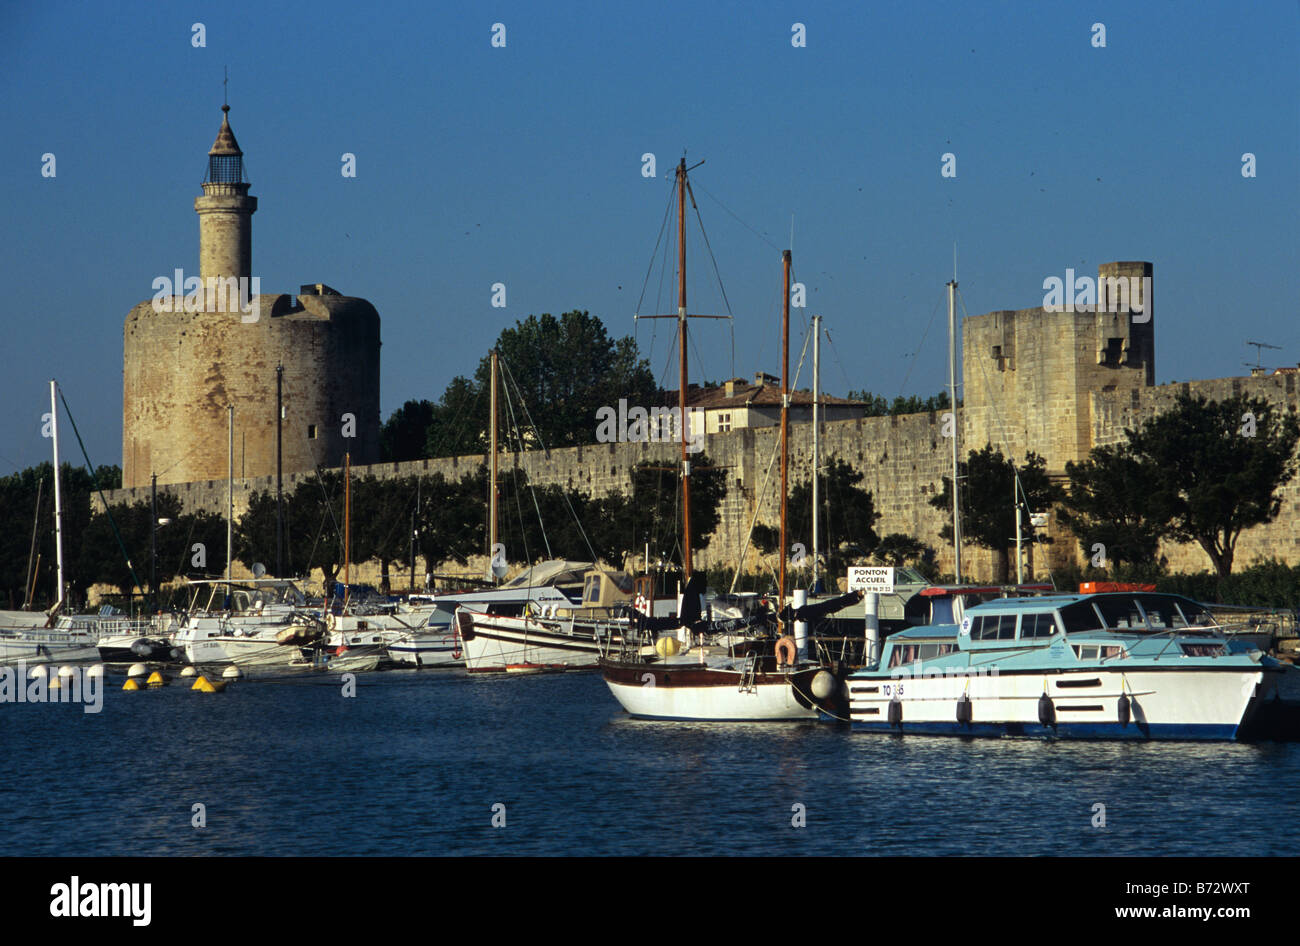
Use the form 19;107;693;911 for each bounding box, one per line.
876;591;1232;672
186;579;308;615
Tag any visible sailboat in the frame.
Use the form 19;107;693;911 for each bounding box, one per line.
598;161;862;720
454;353;645;671
0;382;100;665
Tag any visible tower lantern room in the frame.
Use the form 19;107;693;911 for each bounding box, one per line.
195;104;257;282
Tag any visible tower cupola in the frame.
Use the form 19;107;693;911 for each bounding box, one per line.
195;104;257;283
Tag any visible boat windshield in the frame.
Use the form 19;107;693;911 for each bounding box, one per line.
1069;594;1219;633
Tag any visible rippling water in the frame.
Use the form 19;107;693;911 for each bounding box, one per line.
3;668;1298;856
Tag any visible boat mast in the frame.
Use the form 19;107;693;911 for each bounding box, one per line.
676;158;693;581
276;363;284;577
778;250;791;621
489;349;499;582
947;279;962;583
344;451;351;611
225;406;234;593
811;313;820;593
49;381;65;615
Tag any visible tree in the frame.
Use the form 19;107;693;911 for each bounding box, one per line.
929;444;1062;582
753;457;880;582
1059;444;1171;571
77;493;226;604
0;462;121;609
848;390;950;417
380;400;436;462
425;376;487;459
873;533;939;578
1124;392;1300;582
482;311;657;450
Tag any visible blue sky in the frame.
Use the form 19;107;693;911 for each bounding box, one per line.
1;0;1296;475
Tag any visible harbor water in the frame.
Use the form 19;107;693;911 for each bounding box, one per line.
3;668;1298;856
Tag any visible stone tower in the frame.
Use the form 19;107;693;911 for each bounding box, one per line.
195;105;257;282
123;105;381;489
959;261;1155;573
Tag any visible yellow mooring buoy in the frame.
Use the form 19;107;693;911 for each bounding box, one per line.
122;678;142;692
191;675;228;693
146;671;168;688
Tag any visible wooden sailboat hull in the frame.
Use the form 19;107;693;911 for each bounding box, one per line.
601;660;820;721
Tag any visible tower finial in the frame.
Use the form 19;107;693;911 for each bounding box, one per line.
223;66;228;108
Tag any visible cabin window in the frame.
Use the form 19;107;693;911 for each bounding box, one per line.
1094;596;1145;630
1175;600;1216;628
1059;601;1105;632
1072;644;1100;660
583;575;602;606
1100;645;1125;659
972;614;1016;640
1181;643;1225;657
887;641;956;668
1135;595;1185;631
1020;612;1059;639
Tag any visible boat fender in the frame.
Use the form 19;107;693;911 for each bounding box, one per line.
888;696;903;727
1117;692;1131;727
810;670;836;700
775;636;798;667
1038;692;1055;727
956;693;973;726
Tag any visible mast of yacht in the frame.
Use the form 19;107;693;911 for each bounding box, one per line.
48;381;65;618
778;250;791;624
344;452;351;612
811;314;821;593
226;405;233;590
488;349;499;582
947;279;962;583
676;160;693;582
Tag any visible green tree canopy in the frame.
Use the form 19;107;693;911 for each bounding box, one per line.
929;444;1062;582
753;457;880;584
1059;443;1172;571
1122;392;1299;580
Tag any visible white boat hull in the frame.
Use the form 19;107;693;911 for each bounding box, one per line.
458;610;626;673
386;628;463;667
0;629;100;666
848;666;1279;739
184;636;304;667
601;660;819;721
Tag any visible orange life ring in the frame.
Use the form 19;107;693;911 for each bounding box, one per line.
775;635;797;666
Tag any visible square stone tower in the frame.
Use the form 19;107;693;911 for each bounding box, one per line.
960;261;1155;477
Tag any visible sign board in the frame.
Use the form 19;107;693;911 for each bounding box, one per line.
847;566;895;594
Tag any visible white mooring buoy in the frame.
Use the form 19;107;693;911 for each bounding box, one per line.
179;666;197;678
127;663;148;679
221;665;242;680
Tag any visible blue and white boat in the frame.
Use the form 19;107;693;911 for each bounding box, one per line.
846;591;1286;740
